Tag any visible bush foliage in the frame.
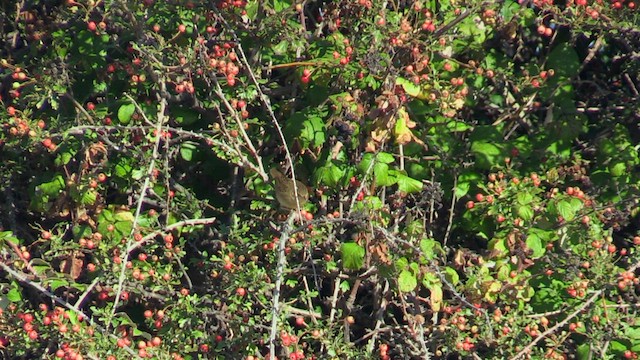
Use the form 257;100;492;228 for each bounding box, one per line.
1;0;639;359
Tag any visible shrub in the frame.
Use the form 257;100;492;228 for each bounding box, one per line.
0;0;638;359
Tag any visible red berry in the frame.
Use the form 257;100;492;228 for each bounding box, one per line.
88;21;97;31
178;24;186;33
151;337;161;346
466;201;475;209
236;287;246;297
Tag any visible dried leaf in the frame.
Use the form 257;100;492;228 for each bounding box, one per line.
60;251;84;280
370;242;391;265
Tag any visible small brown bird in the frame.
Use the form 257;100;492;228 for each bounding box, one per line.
270;168;309;210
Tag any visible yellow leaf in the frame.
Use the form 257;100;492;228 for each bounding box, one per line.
394;108;414;145
430;284;443;312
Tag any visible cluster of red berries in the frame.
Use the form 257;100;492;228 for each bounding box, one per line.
207;43;241;86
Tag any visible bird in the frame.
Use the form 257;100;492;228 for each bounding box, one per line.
270;168;309;210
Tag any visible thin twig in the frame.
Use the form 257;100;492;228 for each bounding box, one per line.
268;211;297;359
510;290;602;360
328;271;343;324
442;175;457;247
109;92;167;330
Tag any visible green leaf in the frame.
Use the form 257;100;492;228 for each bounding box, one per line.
374;163;394;187
444;267;460;285
609;162;626;177
576;344;592;360
556;198;582;221
458;17;487;44
272;0;292;12
272;40;289;55
516;192;534;205
396;77;420;97
180;141;198;161
456;171;482;198
471;141;504;170
488;237;507;256
316;163;345;187
132;169;145;180
515;204;534;221
339;280;351;293
81;189;97;205
114;158;133;178
500;1;521;21
608;340;627;353
36;175;65;197
55;144;77;166
358;153;397;187
419;239;438;261
377;152;395;164
7;288;22;302
97;208;134;238
395;172;423;194
396;257;409;269
526;232;545;258
446;120;472;132
497;264;511;281
299;117;326;144
0;231;20;245
398;270;417;292
341;242;365;270
547;42;580;80
624;325;640;340
117;103;136;124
